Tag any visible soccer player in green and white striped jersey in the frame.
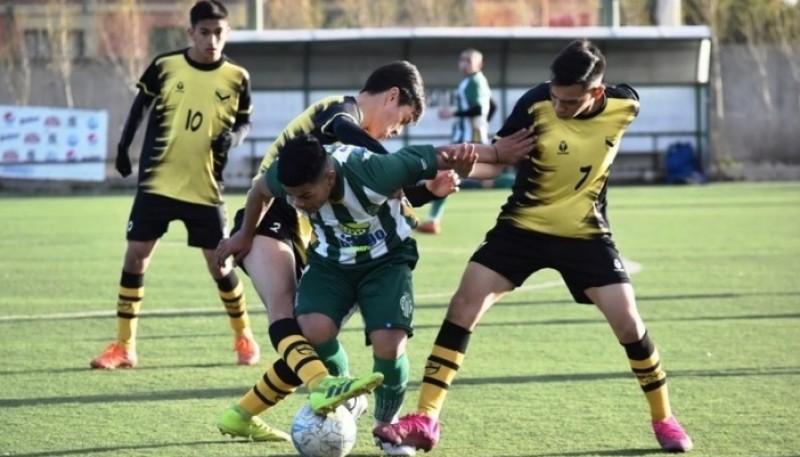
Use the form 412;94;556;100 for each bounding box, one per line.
216;133;525;455
418;48;493;235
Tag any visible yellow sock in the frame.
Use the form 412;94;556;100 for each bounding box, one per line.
116;271;144;350
417;320;470;419
216;272;250;337
623;332;672;421
270;318;329;390
238;358;302;416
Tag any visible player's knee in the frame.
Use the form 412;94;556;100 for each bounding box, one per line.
612;319;645;344
297;313;338;344
123;243;154;271
445;292;483;327
265;300;295;322
205;258;230;277
369;329;408;360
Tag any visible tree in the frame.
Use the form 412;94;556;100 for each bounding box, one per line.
42;0;77;107
95;0;147;92
0;5;33;106
685;0;800;165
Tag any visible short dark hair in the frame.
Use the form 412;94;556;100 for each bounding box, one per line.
550;39;606;88
190;0;228;27
277;134;329;187
360;61;426;123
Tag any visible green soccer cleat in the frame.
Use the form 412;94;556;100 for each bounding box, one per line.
308;373;384;415
217;405;290;442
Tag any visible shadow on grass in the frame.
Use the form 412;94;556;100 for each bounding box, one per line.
7;439;297;457
521;449;661;456
0;361;234;377
2;290;798;323
410;310;800;331
2;366;798;409
471;289;800;310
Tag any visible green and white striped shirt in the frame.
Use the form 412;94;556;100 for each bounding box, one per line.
266;144;438;265
453;71;492;144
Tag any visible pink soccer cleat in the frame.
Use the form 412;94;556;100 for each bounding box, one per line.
373;413;440;452
652;416;693;452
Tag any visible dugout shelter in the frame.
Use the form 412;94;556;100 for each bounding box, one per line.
223;26;711;186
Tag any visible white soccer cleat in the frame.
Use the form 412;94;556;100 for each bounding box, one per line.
374;435;417;456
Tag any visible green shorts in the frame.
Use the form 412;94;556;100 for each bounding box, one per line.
295;252;415;338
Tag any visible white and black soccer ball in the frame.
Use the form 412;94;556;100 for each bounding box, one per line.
291;402;357;457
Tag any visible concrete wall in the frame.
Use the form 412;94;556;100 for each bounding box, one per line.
714;44;800;165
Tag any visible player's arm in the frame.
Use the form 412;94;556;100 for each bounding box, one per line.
226;113;252;148
215;171;275;267
466;90;540;179
241;174;274;239
402;182;439;207
211;111;251;182
328;114;391;154
441;79;486;120
116;58;162;178
115;90;154;177
211;76;253;181
451;104;483;118
214;75;253;151
460;127;535;179
328;112;446;206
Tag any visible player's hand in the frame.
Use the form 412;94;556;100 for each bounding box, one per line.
494;128;537;163
446;143;478;178
426;170;461;198
215;231;252;268
115;144;132;177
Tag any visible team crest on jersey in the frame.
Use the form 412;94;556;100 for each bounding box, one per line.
399;292;413;318
215;89;231;102
557;140;569;154
339;221;369;236
175;81;185;93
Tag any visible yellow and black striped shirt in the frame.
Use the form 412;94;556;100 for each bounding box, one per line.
137;49;252;206
496;82;639;238
257;95;359;173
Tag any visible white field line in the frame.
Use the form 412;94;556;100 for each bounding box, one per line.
0;259;641;322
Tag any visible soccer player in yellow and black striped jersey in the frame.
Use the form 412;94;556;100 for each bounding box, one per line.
376;39;694;453
90;0;260;370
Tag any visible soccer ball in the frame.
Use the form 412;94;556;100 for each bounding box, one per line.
291;402;357;457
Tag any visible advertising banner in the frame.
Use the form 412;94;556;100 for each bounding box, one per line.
0;105;109;181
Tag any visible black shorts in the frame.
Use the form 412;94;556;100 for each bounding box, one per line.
470;220;630;304
126;191;227;249
231;198;305;278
